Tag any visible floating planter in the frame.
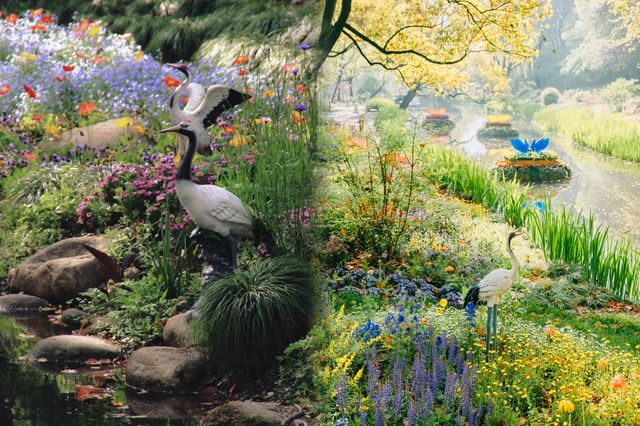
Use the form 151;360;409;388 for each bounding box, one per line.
478;114;519;139
423;108;454;135
494;137;571;183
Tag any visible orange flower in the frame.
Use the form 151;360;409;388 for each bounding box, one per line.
41;15;54;24
544;325;559;337
5;13;18;24
76;53;88;60
0;84;9;96
285;96;296;103
610;374;625;389
31;23;47;32
180;97;189;104
54;76;67;83
62;65;75;72
23;84;37;99
282;62;297;73
444;265;455;273
293;111;303;125
78;102;96;116
163;76;180;89
30;8;44;17
91;55;105;65
222;125;237;134
23;152;37;160
237;69;248;77
262;90;275;97
233;54;249;65
385;336;393;344
296;83;306;94
31;113;43;121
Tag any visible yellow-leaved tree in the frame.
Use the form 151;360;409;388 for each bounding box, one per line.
316;0;552;108
608;0;640;42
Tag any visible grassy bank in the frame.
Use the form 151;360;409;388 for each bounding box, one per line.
534;107;640;162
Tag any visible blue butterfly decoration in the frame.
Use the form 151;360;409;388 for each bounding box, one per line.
510;137;550;153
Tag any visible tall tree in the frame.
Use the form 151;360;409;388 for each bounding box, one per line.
316;0;551;105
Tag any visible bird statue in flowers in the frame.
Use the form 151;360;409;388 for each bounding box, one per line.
464;228;523;357
160;119;253;268
511;137;550;154
166;63;248;156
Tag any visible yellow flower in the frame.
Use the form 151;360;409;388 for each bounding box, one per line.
439;299;448;308
19;52;37;61
229;134;248;147
133;124;145;135
263;89;275;97
44;121;61;139
87;24;100;37
558;399;575;414
134;50;144;63
352;367;364;386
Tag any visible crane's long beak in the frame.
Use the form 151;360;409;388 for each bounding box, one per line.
159;124;182;133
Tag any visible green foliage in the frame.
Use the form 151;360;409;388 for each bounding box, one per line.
365;98;396;111
540;87;560;105
0;317;35;362
79;273;196;347
512;102;541;120
598;78;639;112
535;106;640;162
191;256;317;378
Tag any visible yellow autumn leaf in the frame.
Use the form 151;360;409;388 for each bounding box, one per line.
134;50;144;63
115;117;133;128
133;124;145;135
229;134;248;147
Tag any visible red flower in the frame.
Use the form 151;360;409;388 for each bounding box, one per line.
78;102;96;116
5;13;18;24
62;65;75;72
237;69;248;77
23;152;37;160
32;114;43;121
297;83;306;94
0;84;9;96
41;15;54;24
163;76;180;89
31;23;47;32
180;97;189;104
233;54;249;65
54;76;67;83
282;62;297;73
23;84;37;99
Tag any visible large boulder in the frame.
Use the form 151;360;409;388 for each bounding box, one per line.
125;346;210;393
200;401;289;426
43;117;144;151
29;335;120;365
163;312;195;348
0;294;54;315
9;236;109;303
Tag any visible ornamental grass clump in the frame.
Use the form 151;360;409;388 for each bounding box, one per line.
191;256;317;378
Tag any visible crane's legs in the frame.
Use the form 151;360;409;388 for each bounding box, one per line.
493;305;498;352
225;234;238;268
486;306;492;358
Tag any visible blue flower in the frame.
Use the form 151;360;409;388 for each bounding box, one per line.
354;319;381;342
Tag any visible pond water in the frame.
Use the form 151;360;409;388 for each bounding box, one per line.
449;106;640;247
0;313;201;425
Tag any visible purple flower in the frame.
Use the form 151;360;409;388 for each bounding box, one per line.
298;43;311;51
295;104;307;112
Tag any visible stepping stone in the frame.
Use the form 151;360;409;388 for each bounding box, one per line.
125;346;210;393
0;294;54;315
200;401;289;426
163;312;195;348
29;335;120;365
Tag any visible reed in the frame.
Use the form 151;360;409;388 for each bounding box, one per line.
534;107;640;162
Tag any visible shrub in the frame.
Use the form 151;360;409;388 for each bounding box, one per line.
599;78;639;112
191;256;316;378
540;87;561;105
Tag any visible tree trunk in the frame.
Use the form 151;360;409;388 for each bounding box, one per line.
331;69;344;103
399;87;418;110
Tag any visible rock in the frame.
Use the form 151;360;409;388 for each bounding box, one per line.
0;294;54;315
43;117;145;151
125;346;210;393
200;401;287;426
61;308;90;328
126;390;209;419
9;236;109;303
29;335;120;365
163;313;195;348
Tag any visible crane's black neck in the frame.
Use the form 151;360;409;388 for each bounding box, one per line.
176;131;196;181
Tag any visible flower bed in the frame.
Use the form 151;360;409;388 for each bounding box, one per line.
494;151;571;183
